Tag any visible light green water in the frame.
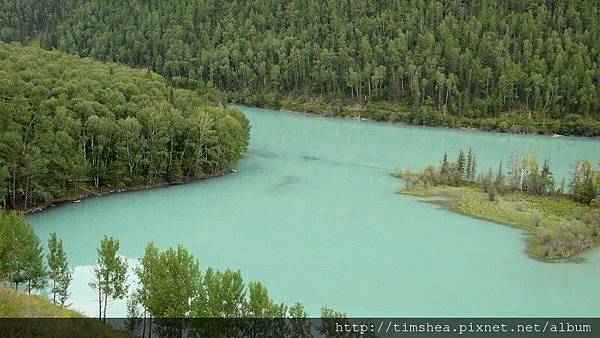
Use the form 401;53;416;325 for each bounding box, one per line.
28;107;600;317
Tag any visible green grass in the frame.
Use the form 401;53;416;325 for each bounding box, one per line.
397;183;599;262
0;284;132;336
0;284;82;318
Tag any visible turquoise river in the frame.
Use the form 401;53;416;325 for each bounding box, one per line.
28;107;600;317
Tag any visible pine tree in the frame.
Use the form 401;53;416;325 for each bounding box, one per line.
455;149;466;185
440;152;450;182
470;154;477;182
569;161;597;204
540;158;554;194
465;148;473;182
495;161;505;191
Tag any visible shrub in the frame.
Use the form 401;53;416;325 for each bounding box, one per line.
487;184;496;201
585;210;600;237
532;214;542;227
540;226;594;258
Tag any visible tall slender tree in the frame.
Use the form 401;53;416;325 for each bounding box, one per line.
47;232;72;305
90;236;129;322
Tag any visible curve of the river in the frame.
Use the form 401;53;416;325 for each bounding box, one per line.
28;106;600;317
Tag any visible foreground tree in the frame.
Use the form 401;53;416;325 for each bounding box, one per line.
90;236;128;322
0;211;46;293
245;281;286;317
193;268;246;318
148;244;200;318
320;307;349;337
135;243;201;336
22;232;47;295
47;232;72;305
569;161;598;204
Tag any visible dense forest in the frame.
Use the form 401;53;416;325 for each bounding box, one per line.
0;43;249;211
1;0;599;134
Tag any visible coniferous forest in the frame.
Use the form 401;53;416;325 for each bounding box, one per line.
0;43;249;211
2;0;599;134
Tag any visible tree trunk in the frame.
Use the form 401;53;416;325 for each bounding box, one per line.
142;309;147;338
12;162;16;209
98;287;103;320
24;174;29;210
103;292;108;323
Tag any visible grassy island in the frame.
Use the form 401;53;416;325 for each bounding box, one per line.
394;149;600;262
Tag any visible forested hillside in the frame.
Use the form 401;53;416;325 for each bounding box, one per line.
0;43;249;211
1;0;599;133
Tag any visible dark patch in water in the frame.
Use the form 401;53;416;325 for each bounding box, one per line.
266;175;302;192
248;149;279;159
302;154;342;167
242;163;265;172
302;154;389;171
349;162;391;171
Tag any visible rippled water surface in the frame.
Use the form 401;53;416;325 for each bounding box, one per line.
29;107;600;317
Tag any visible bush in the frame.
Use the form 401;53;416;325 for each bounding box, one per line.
540;226;594;258
487;184;496;201
585;210;600;237
532;214;542;227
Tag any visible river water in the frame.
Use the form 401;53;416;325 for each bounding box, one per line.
28;107;600;317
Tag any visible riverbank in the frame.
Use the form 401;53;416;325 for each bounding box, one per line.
22;169;232;214
0;284;81;318
0;284;131;336
230;94;600;137
393;176;600;262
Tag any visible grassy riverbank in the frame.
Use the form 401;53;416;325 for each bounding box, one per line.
232;94;600;137
0;285;131;336
395;179;600;262
0;284;81;317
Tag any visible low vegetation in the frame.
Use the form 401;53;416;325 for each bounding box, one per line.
0;285;134;337
394;149;600;261
0;283;80;318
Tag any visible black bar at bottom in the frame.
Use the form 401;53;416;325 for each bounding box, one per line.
0;318;598;338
